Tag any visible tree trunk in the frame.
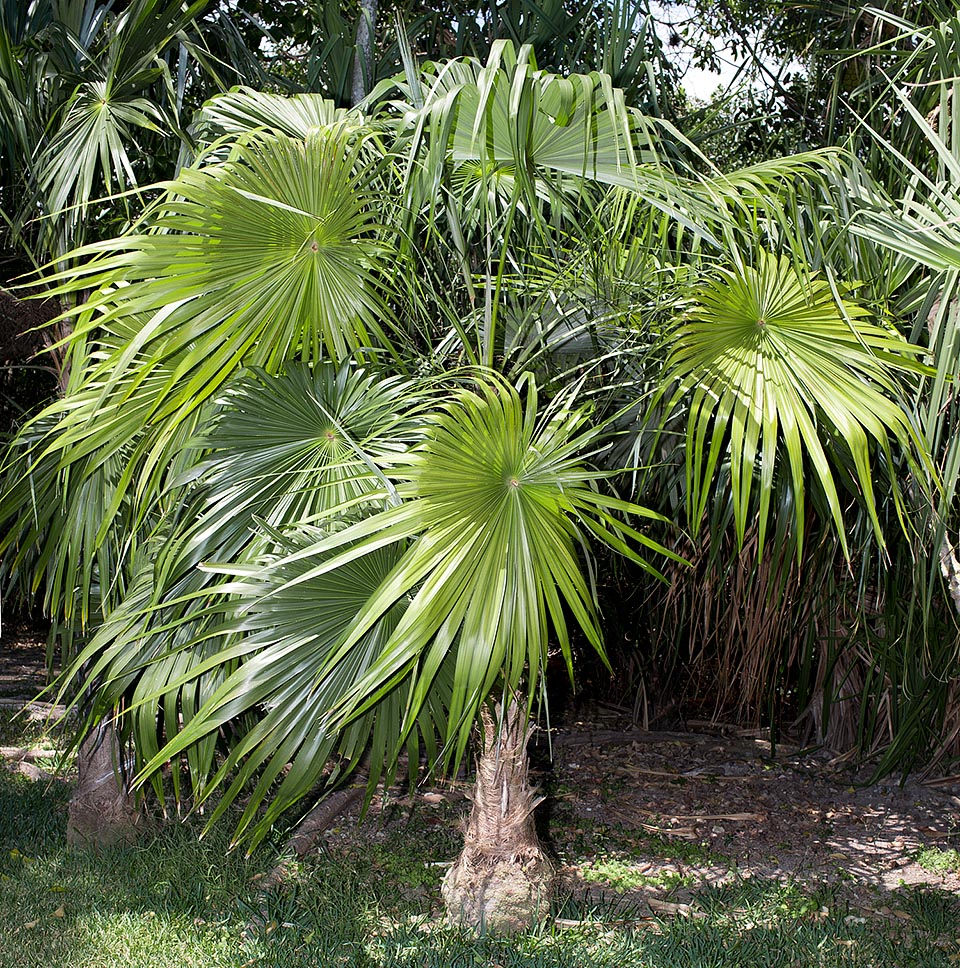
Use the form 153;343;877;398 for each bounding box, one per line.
441;699;554;933
66;723;142;849
940;531;960;615
350;0;378;107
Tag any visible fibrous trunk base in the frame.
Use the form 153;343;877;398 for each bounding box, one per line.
441;700;554;933
67;724;142;849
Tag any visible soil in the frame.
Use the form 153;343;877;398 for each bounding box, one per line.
0;618;58;714
2;621;959;914
541;710;960;912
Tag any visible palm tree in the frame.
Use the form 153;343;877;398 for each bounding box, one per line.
664;7;960;774
0;0;264;275
0;42;931;929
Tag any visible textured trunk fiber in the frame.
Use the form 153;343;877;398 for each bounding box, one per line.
940;532;960;615
441;700;554;933
67;724;142;848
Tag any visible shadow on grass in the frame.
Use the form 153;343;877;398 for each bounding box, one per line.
1;768;958;968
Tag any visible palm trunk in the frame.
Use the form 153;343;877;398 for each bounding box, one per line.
350;0;378;106
66;723;141;848
441;699;554;933
939;532;960;615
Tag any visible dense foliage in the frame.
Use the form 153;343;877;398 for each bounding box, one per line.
1;1;959;887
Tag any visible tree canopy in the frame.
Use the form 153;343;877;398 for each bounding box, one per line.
2;0;960;929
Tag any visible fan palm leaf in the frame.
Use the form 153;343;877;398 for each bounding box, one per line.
51;124;394;376
51;359;424;687
65;371;678;848
656;251;929;556
36;82;168;220
46;361;429;818
136;531;453;847
255;373;679;766
1;0;217;263
189;87;354;149
6;41;932;868
5;122;400;604
147;360;426;599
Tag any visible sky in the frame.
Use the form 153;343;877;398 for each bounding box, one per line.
648;1;758;101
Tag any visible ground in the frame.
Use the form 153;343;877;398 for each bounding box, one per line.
544;713;960;913
0;617;55;704
2;619;959;921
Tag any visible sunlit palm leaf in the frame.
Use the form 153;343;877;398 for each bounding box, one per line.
268;374;679;767
37;82;166;219
28;124;398;517
56;125;393;371
134;532;450;848
659;251;928;556
191;87;351;146
49;361;429;819
0;309;203;630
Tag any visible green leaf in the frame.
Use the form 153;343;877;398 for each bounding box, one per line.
659;251;928;556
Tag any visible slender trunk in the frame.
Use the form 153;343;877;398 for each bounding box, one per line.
351;0;378;107
67;722;142;848
441;699;554;933
939;532;960;615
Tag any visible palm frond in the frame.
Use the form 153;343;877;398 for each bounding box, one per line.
656;251;928;556
265;373;679;768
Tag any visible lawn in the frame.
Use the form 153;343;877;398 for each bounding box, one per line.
2;712;958;967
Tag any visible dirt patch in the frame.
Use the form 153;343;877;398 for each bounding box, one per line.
540;712;960;911
0;619;52;702
1;628;957;912
0;287;57;366
308;713;960;917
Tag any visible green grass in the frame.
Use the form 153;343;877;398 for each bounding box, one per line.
0;709;58;745
915;847;960;874
1;733;959;967
580;855;691;893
